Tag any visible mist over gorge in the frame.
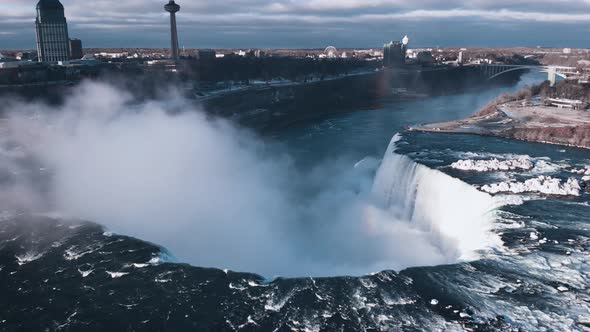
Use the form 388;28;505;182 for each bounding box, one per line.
3;0;590;328
0;81;500;277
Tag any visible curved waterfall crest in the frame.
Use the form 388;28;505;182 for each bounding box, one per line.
369;134;502;262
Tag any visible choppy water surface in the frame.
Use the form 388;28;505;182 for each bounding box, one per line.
2;73;590;330
272;72;590;330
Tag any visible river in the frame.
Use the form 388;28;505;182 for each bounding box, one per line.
1;71;589;330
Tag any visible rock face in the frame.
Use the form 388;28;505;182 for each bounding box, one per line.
506;125;590;150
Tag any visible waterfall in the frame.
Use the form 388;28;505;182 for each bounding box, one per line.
370;134;502;262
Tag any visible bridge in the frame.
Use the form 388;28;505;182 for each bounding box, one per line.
472;64;580;87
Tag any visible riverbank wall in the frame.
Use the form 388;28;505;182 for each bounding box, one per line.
200;66;524;131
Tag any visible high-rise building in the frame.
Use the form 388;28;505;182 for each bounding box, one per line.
383;35;409;68
35;0;70;62
164;1;181;60
383;41;406;68
197;49;216;62
69;38;83;60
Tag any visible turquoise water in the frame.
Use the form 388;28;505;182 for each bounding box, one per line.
276;72;547;164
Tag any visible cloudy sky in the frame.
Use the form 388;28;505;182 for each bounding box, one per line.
1;0;590;49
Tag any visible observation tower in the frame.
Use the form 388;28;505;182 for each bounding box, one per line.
164;1;181;60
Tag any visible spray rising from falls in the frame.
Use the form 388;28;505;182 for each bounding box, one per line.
0;82;502;277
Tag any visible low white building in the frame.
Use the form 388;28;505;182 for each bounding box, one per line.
546;98;587;110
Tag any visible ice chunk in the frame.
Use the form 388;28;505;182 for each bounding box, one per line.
481;176;581;196
451;157;533;172
570;166;590;175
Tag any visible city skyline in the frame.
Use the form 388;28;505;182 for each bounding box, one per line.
1;0;590;50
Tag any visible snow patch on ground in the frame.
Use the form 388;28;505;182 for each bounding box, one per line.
481;176;581;196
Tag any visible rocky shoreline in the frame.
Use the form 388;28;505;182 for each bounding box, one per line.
409;99;590;149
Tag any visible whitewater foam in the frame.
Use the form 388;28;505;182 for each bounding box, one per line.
370;135;502;262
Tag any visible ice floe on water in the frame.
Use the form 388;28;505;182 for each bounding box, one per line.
450;157;565;176
530;159;567;174
481;176;581;196
451;157;533;172
569;166;590;175
570;166;590;182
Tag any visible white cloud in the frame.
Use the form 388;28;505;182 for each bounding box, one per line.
3;0;590;25
1;0;589;47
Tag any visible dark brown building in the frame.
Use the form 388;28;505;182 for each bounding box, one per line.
69;38;83;60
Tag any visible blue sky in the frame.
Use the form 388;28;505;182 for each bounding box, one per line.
1;0;590;49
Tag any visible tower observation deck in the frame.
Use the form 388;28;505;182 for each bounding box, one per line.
164;1;181;61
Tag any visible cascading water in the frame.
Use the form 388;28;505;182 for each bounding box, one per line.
368;134;502;265
0;81;504;276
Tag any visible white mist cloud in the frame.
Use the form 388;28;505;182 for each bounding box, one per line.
0;81;501;277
